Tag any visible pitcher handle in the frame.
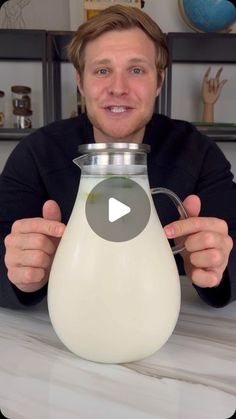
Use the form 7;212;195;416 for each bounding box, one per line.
150;187;188;255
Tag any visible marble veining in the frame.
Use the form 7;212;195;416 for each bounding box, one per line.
0;277;235;419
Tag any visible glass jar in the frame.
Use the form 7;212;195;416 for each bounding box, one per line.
11;85;31;111
13;107;32;129
0;90;5;128
48;143;188;363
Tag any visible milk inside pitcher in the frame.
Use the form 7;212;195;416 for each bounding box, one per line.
48;143;187;363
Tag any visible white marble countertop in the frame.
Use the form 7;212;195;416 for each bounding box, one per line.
0;277;235;419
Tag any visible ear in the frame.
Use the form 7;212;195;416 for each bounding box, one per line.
156;70;165;97
76;72;84;96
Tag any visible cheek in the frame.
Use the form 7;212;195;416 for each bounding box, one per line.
137;82;158;101
83;80;104;100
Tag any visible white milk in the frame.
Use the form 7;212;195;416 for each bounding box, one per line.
48;172;181;363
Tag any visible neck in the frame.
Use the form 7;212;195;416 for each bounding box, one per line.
93;127;145;144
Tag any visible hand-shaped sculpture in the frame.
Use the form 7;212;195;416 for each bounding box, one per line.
201;66;227;123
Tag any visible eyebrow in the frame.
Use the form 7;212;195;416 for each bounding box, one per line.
91;57;151;66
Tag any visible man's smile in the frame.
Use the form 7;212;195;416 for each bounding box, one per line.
104;106;133;113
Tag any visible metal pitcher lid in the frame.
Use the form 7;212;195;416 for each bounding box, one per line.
78;143;150;154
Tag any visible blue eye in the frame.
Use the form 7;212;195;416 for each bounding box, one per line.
96;68;109;76
132;68;143;75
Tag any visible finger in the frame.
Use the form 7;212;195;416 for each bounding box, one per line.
164;217;228;239
219;79;228;90
4;232;56;254
5;248;51;269
7;266;47;291
215;67;223;81
11;217;65;237
43;200;62;222
209;78;214;92
204;66;211;80
213;79;219;94
185;231;232;254
184;231;225;252
42;201;63;256
189;248;224;269
191;268;222;288
182;194;201;217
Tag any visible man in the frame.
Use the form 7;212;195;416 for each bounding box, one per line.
0;5;234;309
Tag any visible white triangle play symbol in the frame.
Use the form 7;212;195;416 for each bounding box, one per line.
108;197;131;223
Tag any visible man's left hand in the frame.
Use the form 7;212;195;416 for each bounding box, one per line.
164;195;233;288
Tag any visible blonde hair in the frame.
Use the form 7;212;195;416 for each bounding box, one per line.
67;4;169;80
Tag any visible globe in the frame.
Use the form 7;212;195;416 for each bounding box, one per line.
178;0;236;32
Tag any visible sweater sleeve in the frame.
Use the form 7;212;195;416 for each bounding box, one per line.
192;140;236;307
0;137;48;308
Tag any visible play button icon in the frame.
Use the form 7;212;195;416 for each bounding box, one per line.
85;177;151;242
108;198;131;223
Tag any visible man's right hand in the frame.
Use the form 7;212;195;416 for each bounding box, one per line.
4;200;66;293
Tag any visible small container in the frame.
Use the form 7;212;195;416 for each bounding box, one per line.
11;85;31;111
13;107;32;129
0;90;5;127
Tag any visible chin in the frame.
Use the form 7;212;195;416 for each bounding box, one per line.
91;115;148;142
108;134;137;143
102;125;142;141
96;129;129;141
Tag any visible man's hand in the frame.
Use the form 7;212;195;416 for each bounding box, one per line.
164;195;233;288
4;200;65;293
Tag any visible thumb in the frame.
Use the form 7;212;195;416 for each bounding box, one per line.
219;79;228;92
182;194;201;218
42;200;62;222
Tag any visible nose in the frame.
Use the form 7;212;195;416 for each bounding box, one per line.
108;72;129;96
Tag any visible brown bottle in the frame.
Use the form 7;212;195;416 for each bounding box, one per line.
0;90;5;128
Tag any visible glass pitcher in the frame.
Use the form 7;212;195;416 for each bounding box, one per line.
48;143;188;363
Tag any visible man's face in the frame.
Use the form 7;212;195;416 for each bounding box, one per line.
77;28;164;143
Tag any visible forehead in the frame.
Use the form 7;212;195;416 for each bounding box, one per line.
83;28;156;64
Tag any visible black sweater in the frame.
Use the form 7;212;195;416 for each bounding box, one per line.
0;113;235;308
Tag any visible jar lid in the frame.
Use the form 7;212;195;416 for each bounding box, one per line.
13;108;32;116
12;98;30;108
78;143;150;154
0;90;5;97
11;85;31;94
